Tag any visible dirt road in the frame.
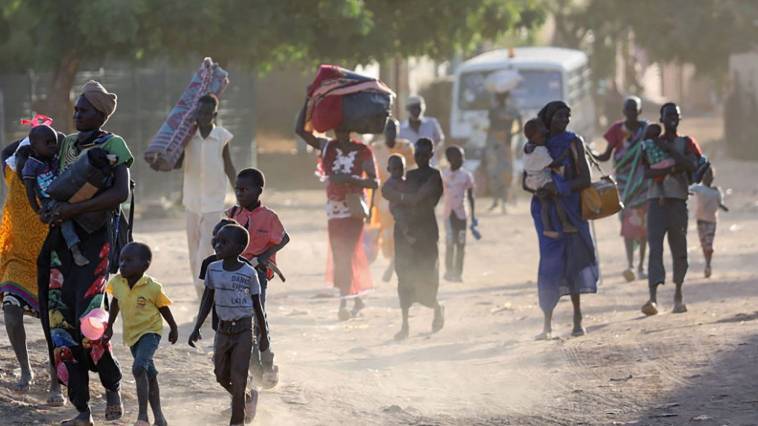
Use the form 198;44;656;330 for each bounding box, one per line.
1;125;757;425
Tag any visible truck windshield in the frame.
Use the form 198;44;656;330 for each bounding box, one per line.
458;69;563;111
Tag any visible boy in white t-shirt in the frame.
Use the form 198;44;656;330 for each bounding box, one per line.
442;146;476;282
690;167;728;278
178;94;236;298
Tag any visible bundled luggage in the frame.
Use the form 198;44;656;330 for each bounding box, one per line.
47;147;117;233
144;57;229;171
305;65;395;134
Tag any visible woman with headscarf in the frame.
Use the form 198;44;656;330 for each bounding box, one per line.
296;103;378;321
38;80;133;425
529;101;598;340
0;133;64;403
596;96;649;281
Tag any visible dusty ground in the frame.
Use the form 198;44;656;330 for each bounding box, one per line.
1;117;758;425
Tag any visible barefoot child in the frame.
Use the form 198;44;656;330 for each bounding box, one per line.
690;167;728;278
189;224;270;425
104;242;178;426
442;146;476;282
522;118;576;238
226;168;288;389
21;125;89;266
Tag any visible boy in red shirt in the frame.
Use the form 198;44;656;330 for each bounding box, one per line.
227;168;290;388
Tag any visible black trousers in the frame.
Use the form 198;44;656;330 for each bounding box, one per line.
647;198;688;288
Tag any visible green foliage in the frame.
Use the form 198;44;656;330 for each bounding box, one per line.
550;0;758;80
0;0;544;72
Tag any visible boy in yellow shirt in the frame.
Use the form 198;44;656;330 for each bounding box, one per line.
104;242;178;426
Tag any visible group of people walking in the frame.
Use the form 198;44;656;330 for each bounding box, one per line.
0;81;286;425
0;74;728;425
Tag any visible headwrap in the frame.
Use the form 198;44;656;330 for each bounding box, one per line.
406;95;426;110
81;80;117;120
537;100;570;130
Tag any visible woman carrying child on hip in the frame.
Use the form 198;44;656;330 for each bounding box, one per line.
524;101;598;340
37;80;131;425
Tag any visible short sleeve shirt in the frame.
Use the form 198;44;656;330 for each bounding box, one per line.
442;168;474;220
21;156;57;198
106;274;172;347
399;117;445;147
523;146;554;191
205;261;260;321
182;126;233;214
646;136;702;200
227;204;286;264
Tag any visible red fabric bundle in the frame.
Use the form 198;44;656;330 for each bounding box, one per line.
305;65;394;133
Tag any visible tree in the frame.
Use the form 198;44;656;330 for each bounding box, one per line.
0;0;544;130
549;0;758;89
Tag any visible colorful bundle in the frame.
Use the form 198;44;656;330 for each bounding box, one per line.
144;57;229;171
305;65;395;134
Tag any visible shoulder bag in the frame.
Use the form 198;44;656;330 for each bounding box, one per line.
571;140;623;221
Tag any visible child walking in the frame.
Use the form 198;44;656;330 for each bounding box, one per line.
189;224;270;426
21;124;89;266
104;242;178;426
690;167;728;278
442;146;476;282
522;118;576;238
226;168;288;388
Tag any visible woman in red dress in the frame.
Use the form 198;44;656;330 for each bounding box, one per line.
296;104;379;320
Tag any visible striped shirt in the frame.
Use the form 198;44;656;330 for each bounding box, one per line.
205;261;260;321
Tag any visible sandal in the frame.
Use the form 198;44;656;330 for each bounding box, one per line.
104;390;123;421
641;301;659;316
622;269;636;282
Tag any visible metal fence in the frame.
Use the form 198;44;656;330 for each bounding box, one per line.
0;60;257;204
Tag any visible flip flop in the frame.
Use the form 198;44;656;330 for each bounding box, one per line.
641;301;659;316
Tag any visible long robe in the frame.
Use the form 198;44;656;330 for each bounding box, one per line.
394;166;443;309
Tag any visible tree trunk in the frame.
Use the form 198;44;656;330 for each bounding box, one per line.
38;52;80;132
